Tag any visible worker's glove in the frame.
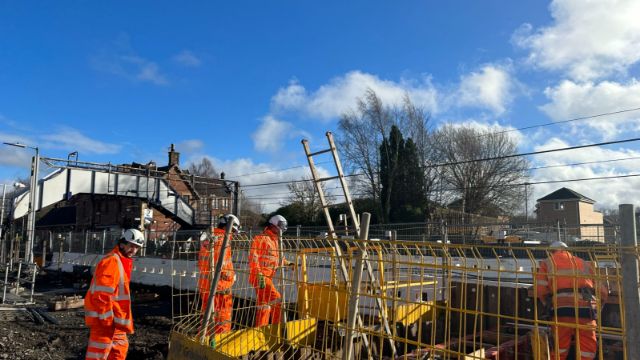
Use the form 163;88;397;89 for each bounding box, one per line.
258;273;266;289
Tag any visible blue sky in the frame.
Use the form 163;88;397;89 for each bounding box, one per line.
2;0;640;211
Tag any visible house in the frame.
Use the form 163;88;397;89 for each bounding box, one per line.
535;187;604;242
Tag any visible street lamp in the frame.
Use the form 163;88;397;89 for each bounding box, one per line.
3;142;40;264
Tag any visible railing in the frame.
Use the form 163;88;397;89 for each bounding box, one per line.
167;233;631;360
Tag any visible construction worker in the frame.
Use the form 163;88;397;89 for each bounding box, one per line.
84;228;145;360
249;214;294;327
197;214;238;334
536;241;608;360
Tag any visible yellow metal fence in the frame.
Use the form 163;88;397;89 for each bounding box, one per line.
168;234;631;360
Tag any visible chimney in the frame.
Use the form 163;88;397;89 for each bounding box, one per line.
168;144;180;167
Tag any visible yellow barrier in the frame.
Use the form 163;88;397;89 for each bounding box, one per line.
168;234;631;360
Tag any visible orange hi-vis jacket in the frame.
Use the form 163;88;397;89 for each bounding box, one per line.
85;247;134;333
198;227;235;293
536;250;608;319
249;226;282;284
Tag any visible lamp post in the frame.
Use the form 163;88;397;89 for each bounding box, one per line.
3;142;40;264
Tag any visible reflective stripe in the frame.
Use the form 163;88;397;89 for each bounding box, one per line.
114;317;131;326
581;351;596;357
114;294;131;301
88;340;111;349
85;351;106;359
558;348;569;353
85;310;114;320
537;280;548;286
112;254;127;299
257;305;271;310
90;285;116;293
268;298;282;305
556;292;577;298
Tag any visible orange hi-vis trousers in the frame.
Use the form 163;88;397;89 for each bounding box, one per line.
254;278;282;327
200;292;234;334
85;326;129;360
551;317;597;360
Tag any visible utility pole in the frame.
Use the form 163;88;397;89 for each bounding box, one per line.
4;142;39;264
0;184;6;264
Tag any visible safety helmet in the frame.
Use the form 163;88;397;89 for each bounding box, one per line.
269;215;288;232
218;213;240;232
549;241;568;249
122;228;145;247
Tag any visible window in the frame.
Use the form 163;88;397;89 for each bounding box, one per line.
222;198;229;209
212;197;218;209
554;202;564;210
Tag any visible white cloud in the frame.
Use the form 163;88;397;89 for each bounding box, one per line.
173;50;202;67
438;119;526;147
202;156;332;213
454;64;516;115
176;139;205;153
530;138;640;210
252;116;294;152
92;35;169;85
271;71;438;121
513;0;640;81
540;79;640;139
40;128;121;154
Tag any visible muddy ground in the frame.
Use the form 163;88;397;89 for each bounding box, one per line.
0;271;172;360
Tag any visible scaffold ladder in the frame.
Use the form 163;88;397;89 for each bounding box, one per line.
302;132;397;358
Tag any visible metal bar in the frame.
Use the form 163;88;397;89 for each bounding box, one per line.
0;184;6;265
2;264;8;304
200;221;233;344
620;204;640;360
343;213;370;360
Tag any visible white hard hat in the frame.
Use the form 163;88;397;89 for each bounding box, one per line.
269;215;288;232
122;229;145;247
218;213;240;232
549;241;568;249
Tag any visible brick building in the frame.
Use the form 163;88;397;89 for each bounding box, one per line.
535;187;604;241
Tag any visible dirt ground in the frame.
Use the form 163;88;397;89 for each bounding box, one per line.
0;271;172;360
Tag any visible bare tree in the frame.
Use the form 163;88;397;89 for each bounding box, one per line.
336;89;395;218
337;89;437;221
239;191;264;229
432;124;529;217
188;157;219;178
283;178;326;224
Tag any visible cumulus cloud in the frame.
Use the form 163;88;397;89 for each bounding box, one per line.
271;71;439;121
513;0;640;81
173;50;202;67
539;79;640;139
252;116;294;153
454;64;516;115
201;156;332;212
40;128;121;154
92;35;169;85
438;119;526;148
530;138;640;210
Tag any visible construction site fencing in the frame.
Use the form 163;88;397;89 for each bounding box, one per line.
166;232;631;360
0;221;618;266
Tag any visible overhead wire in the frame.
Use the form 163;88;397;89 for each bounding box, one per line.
239;136;640;188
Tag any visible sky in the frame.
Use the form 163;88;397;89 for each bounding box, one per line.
1;0;640;213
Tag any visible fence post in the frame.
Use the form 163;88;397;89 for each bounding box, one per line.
343;212;371;360
619;204;640;360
